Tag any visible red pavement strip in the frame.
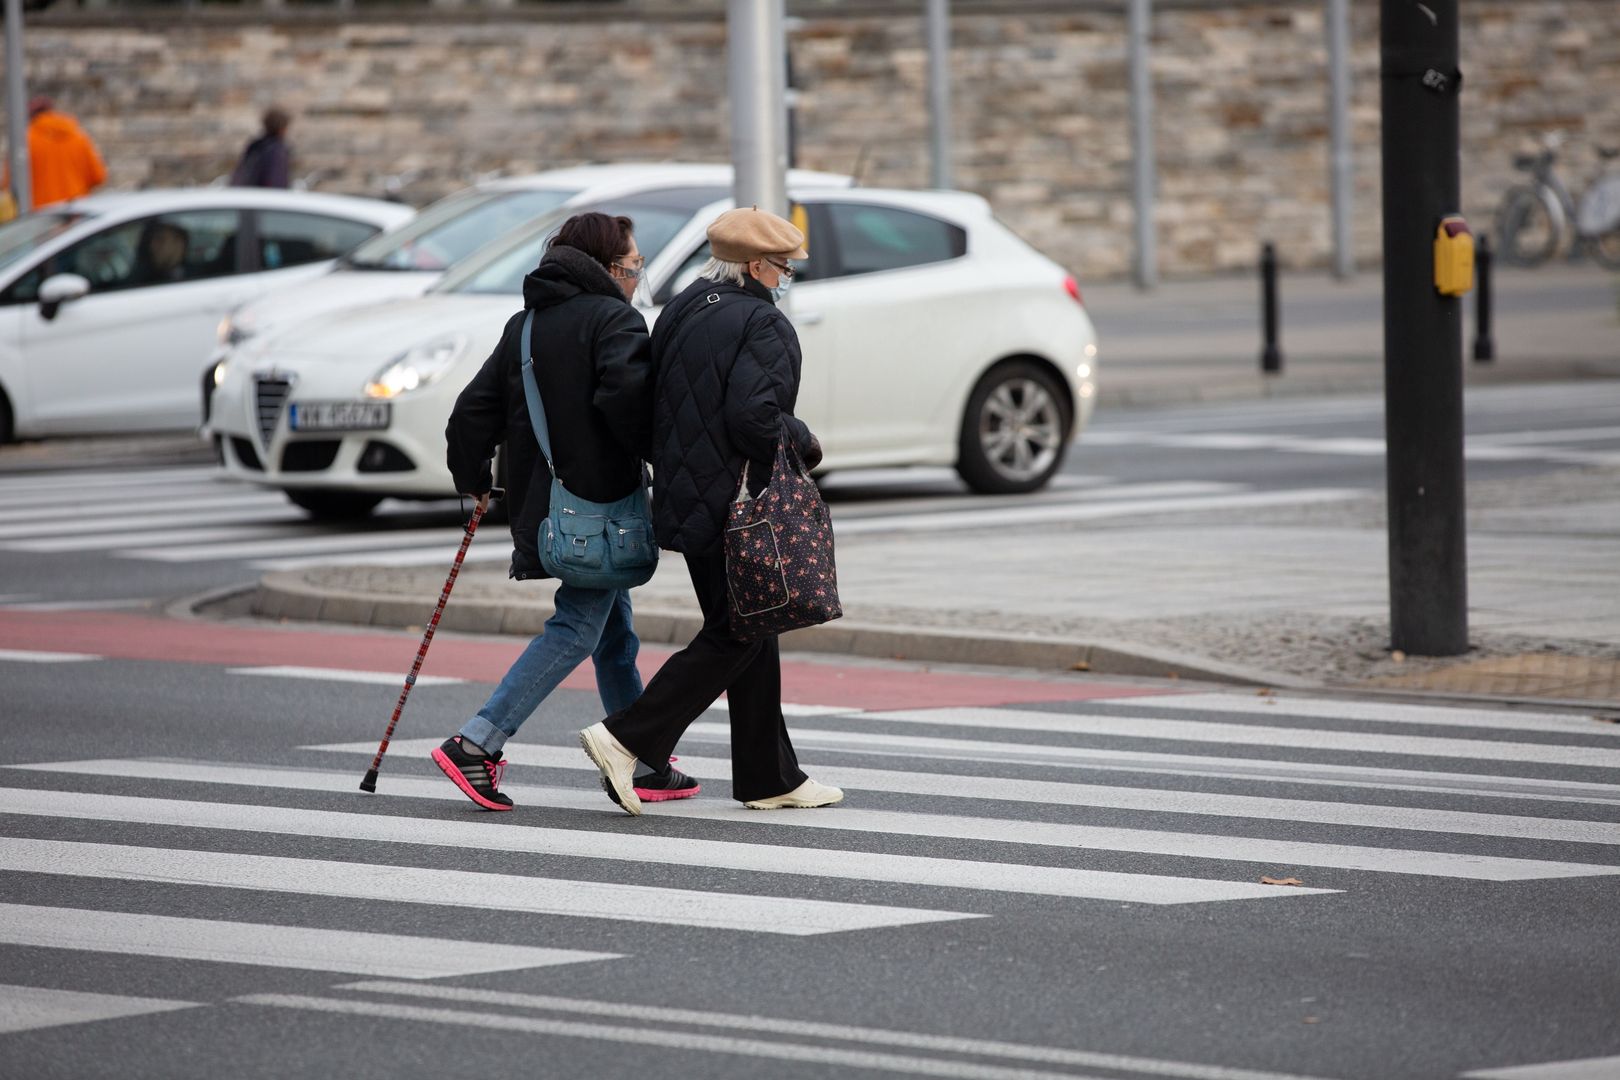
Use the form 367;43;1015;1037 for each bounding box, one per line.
0;609;1178;711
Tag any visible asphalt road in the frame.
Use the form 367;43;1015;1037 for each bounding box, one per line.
1;383;1618;1079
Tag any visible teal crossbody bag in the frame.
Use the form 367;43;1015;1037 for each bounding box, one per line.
519;310;658;589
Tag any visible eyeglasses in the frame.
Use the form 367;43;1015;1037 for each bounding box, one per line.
767;260;797;280
613;256;645;280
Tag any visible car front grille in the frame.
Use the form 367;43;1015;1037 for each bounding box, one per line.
254;376;293;446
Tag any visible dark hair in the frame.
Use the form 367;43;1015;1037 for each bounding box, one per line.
548;212;634;270
263;106;291;136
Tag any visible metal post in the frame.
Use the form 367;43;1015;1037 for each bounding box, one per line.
1473;232;1495;362
1380;0;1468;656
1260;242;1283;374
1127;0;1157;289
926;0;953;189
727;0;789;217
1326;0;1354;278
4;0;29;215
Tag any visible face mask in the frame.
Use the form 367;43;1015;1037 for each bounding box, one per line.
768;278;792;303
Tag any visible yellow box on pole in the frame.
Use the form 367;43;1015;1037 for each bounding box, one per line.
1434;215;1474;296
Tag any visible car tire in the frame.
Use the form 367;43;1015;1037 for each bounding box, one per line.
0;385;13;445
286;490;383;521
956;360;1071;495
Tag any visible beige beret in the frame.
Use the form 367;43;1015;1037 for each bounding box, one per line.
706;206;809;263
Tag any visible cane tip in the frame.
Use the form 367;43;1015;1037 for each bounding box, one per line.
359;770;378;793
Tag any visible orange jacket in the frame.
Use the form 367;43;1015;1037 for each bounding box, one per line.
11;111;108;209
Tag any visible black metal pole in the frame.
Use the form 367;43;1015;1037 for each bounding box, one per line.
1260;242;1283;374
1380;0;1468;656
1473;232;1495;362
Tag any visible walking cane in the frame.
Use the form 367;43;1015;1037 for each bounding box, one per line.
359;490;499;793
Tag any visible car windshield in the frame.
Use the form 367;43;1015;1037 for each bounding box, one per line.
343;187;580;272
436;186;728;296
0;211;86;272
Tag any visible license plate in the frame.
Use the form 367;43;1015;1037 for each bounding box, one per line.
288;401;391;432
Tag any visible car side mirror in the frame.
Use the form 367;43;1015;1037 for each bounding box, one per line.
38;273;91;321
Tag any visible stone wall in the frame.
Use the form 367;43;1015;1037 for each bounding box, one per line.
8;0;1619;279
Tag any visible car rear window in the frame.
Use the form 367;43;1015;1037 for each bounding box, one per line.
822;202;966;278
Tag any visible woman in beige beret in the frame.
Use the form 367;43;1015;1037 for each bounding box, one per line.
581;206;843;815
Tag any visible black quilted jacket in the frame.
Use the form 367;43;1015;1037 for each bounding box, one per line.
648;275;818;555
445;245;653;579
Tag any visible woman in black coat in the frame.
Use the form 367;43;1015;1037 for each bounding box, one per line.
580;206;844;816
431;213;698;811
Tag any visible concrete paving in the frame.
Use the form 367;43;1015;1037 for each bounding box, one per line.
249;263;1620;709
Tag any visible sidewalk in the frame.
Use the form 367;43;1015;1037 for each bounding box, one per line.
247;264;1620;710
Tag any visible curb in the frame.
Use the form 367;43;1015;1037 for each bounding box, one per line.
248;570;1311;690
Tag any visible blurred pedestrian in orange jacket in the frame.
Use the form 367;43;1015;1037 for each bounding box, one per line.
5;97;108;209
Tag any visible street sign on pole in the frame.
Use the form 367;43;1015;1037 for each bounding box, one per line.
1379;0;1468;656
926;0;953;190
1127;0;1157;290
1327;0;1354;279
4;0;30;215
727;0;789;217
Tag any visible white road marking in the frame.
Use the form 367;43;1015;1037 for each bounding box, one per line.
1078;431;1620;467
0;902;617;979
313;744;1620;847
0;837;973;936
0;982;199;1035
0;649;100;663
0;489;280;516
11;762;1611;883
336;979;1333;1080
1129;693;1620;737
0;505;303;541
848;707;1620;768
4;523;321;554
0;598;154;613
686;720;1620;805
1463;1054;1620;1079
254;544;514;572
831;488;1359;535
238;993;1196;1080
0;787;1333;905
226;666;462;686
126;526;466;562
0;466;218;493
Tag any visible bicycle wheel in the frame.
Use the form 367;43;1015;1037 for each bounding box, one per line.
1579;177;1620;269
1587;223;1620;270
1495;186;1559;267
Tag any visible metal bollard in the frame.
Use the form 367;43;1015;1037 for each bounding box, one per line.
1260;242;1283;374
1472;232;1495;363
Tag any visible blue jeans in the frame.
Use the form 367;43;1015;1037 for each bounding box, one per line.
458;585;641;755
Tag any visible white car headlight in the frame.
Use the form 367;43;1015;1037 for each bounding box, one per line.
365;335;468;399
212;359;229;388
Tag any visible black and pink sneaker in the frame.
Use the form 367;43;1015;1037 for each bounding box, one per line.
431;736;514;811
604;758;701;808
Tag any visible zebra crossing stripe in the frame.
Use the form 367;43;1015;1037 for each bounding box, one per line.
226;666;463;686
0;649;100;663
0;902;617;979
3;523;318;554
125;526;466;562
846;707;1620;768
0;982;200;1035
335;979;1333;1080
1038;694;1620;738
0;505;301;542
8;762;1613;882
0;788;1334;904
684;721;1620;805
0;837;974;936
1463;1054;1620;1079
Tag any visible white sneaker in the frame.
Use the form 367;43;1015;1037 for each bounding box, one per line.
743;778;845;810
579;723;642;816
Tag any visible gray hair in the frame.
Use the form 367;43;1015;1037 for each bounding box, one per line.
699;256;750;287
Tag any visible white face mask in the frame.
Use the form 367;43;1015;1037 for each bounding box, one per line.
768;278;792;303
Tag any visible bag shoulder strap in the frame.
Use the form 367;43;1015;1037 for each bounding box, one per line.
519;310;559;478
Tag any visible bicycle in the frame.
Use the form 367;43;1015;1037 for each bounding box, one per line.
1495;135;1620;270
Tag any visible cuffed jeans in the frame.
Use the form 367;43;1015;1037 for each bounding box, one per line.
604;552;807;804
458;584;641;756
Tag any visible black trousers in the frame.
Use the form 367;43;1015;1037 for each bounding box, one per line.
605;551;807;803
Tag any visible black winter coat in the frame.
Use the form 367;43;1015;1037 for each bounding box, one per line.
648;274;818;556
446;245;653;579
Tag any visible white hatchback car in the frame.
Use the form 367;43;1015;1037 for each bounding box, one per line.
207;186;1098;518
0;189;412;441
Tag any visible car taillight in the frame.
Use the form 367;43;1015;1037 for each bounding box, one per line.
1063;275;1083;305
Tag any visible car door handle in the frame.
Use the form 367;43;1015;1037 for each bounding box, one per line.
796;312;825;326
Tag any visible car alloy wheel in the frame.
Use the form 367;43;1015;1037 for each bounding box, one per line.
957;361;1071;494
